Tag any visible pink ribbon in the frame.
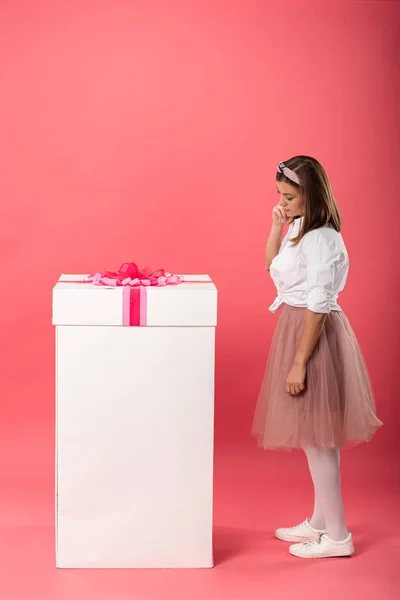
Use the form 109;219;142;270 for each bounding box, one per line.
59;263;213;326
84;263;182;325
123;286;147;326
85;263;183;287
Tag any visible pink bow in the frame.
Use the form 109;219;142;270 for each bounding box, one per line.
84;263;183;287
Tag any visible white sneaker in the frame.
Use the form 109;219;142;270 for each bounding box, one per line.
289;532;355;559
275;518;326;543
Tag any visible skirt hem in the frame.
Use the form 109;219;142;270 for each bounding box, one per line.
251;424;383;452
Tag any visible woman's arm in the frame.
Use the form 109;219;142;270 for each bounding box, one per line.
265;223;284;270
294;310;327;365
286;311;327;396
286;232;347;396
265;205;291;270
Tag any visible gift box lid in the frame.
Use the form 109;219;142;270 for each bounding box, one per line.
52;274;217;327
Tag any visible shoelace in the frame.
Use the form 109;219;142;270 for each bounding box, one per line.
292;519;309;530
303;533;326;547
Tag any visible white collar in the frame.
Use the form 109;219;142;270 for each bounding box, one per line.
291;216;304;230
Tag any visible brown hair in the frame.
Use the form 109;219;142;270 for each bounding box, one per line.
276;155;342;246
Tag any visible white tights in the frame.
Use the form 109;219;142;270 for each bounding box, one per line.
304;447;349;541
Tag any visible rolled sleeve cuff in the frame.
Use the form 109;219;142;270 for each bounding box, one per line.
306;290;333;314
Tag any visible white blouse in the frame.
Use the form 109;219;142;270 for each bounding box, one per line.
269;217;349;314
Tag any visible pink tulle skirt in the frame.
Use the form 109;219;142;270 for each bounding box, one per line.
251;304;383;450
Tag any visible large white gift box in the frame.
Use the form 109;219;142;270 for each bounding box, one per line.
53;273;217;568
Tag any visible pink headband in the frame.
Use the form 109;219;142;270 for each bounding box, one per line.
277;161;300;185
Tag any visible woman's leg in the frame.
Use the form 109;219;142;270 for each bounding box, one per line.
308;479;326;531
304;447;349;541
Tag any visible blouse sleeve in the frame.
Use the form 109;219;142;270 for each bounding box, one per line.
302;233;348;314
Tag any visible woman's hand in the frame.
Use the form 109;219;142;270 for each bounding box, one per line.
286;361;306;396
272;204;293;227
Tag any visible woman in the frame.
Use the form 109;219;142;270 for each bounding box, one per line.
251;156;383;559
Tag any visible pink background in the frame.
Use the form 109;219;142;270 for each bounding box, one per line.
0;1;399;599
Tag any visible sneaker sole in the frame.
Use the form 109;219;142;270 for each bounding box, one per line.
289;547;355;559
275;532;320;543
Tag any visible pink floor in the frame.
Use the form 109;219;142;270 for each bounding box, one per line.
1;423;398;600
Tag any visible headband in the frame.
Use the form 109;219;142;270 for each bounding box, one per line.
277;161;300;185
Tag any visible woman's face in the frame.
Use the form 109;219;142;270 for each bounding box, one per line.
276;180;305;219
